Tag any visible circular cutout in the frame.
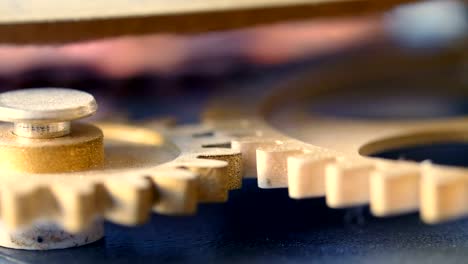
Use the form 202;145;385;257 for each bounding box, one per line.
370;142;468;167
310;95;468;120
360;130;468;167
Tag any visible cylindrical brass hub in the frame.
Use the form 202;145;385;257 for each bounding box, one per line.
0;122;104;173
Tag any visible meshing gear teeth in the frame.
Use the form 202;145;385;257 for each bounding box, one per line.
203;43;468;225
0;122;242;232
0;88;242;250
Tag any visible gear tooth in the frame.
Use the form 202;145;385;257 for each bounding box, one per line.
1;185;56;230
0;186;32;229
178;159;230;203
103;176;154;226
256;143;304;188
369;162;420;217
287;153;336;199
150;168;198;215
420;165;468;224
198;151;242;191
51;184;100;233
170;123;245;192
325;159;374;208
231;138;279;179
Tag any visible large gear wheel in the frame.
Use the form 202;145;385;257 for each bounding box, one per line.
0;88;241;250
0;0;412;43
203;41;468;225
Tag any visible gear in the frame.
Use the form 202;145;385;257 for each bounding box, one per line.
0;89;241;250
0;0;410;43
203;43;468;225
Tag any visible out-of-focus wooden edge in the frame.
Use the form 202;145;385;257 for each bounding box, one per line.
0;0;414;44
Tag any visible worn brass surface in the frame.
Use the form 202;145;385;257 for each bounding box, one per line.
0;123;104;173
0;87;242;251
0;120;241;242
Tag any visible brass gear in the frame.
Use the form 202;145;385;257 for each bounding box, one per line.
203;42;468;225
0;90;241;250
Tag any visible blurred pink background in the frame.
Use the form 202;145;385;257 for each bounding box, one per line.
0;17;382;79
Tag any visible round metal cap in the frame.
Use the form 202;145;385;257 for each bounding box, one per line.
0;88;97;123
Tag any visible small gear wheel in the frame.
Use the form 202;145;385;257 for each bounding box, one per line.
0;88;241;250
